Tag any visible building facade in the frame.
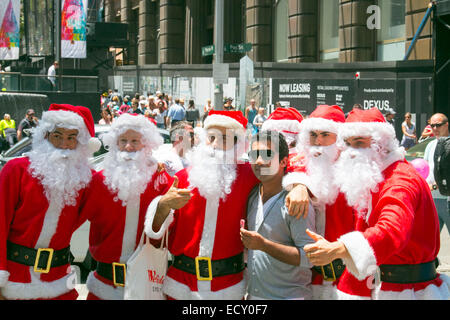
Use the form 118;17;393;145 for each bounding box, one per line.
105;0;434;65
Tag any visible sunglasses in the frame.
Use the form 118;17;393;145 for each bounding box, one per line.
248;149;274;162
430;122;447;128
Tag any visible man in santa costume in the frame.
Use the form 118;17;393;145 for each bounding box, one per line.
304;107;450;299
0;104;100;300
79;113;173;300
144;110;311;300
261;107;306;173
282;104;363;299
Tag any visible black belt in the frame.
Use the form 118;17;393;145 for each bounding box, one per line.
96;261;127;287
312;258;345;282
172;253;245;280
379;259;439;284
6;241;71;274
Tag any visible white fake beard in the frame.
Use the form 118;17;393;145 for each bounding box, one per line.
28;139;92;209
186;143;237;201
102;149;157;206
333;146;384;216
305;144;340;205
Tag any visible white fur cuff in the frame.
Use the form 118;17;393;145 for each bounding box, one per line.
282;172;318;198
0;270;10;287
338;231;378;281
144;195;174;240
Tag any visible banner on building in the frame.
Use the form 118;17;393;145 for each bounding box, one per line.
61;0;87;59
25;0;54;57
0;0;20;60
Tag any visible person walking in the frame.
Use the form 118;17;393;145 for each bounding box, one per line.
400;112;416;150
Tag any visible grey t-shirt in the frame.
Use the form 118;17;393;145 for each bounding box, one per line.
246;187;316;300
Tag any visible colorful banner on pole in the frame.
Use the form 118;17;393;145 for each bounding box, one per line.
61;0;87;59
0;0;20;60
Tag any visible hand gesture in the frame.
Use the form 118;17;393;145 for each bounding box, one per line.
159;176;192;210
240;227;266;251
304;229;337;266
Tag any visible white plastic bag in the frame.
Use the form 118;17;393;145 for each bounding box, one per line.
124;230;168;300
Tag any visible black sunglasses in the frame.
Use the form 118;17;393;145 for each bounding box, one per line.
430;122;447;128
248;149;274;162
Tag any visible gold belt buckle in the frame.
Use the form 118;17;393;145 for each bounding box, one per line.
195;257;212;281
34;248;54;274
112;262;126;287
321;262;337;282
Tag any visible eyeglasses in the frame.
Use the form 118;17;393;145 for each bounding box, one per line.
28;113;35;116
248;149;274;162
430;122;447;128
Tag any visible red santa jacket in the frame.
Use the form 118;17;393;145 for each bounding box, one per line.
338;160;450;299
79;169;172;300
0;158;92;300
145;163;259;300
311;193;356;290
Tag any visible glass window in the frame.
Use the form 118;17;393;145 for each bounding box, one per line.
319;0;339;62
378;0;406;41
274;0;289;62
377;0;406;61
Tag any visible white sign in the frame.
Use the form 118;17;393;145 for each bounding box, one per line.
213;63;229;85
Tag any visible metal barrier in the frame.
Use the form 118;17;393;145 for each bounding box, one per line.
0;72;99;93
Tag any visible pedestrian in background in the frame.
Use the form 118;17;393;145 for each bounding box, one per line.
0;114;16;148
167;98;186;127
400;112;416;150
185;100;200;127
17;109;38;141
252;107;267;135
47;61;58;90
245;99;258;134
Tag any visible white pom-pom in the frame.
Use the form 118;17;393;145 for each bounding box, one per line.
88;137;102;154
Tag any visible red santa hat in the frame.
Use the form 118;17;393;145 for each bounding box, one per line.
40;104;101;153
339;107;405;165
340;107;392;141
297;105;345;146
204;110;248;135
261;107;303;134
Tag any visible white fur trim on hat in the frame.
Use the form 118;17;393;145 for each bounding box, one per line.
38;110;91;145
338;121;394;142
204;114;244;132
261;119;301;134
88;137;102;153
297;118;341;147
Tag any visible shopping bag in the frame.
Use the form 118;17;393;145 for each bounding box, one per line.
124;230;168;300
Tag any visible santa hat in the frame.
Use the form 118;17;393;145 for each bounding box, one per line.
101;113;163;151
204;110;248;135
339;108;405;166
261;108;303;144
297;105;345;146
339;107;391;141
40;104;101;153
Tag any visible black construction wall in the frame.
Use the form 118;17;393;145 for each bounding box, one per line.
0;92;101;124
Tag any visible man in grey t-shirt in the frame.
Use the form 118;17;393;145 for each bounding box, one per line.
241;131;316;300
